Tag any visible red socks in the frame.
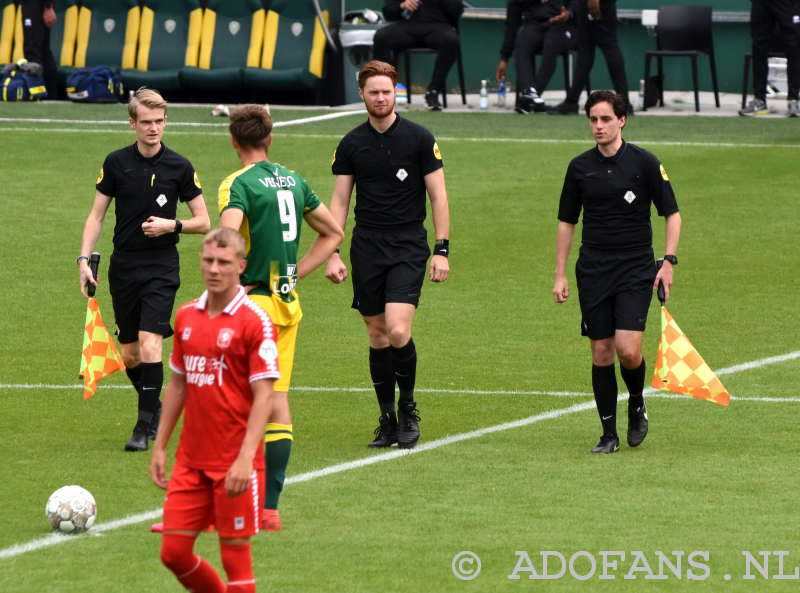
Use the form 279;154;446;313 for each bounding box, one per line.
220;542;256;592
161;533;225;593
160;534;256;592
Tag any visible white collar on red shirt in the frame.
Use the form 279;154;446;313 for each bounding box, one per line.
195;285;248;315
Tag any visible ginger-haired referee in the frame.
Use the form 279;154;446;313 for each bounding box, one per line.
79;88;210;452
554;90;681;454
326;61;450;450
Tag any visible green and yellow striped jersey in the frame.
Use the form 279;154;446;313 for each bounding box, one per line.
219;161;321;303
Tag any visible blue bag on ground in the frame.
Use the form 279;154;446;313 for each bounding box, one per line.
67;67;123;103
1;68;47;101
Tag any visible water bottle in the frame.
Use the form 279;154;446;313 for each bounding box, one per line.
497;77;506;108
638;79;645;110
402;0;420;19
480;80;489;111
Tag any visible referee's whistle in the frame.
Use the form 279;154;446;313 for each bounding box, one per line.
656;258;666;306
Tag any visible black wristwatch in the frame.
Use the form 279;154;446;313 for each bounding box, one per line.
174;220;182;234
664;254;678;265
77;255;89;265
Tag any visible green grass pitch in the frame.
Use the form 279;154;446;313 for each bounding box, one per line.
0;102;798;592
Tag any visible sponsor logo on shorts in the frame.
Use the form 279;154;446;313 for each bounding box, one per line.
234;517;244;530
217;328;235;348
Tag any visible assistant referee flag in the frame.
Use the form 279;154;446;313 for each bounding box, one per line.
79;298;125;400
651;306;729;406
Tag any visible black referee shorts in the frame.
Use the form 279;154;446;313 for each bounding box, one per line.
349;226;430;317
575;247;656;341
108;250;180;344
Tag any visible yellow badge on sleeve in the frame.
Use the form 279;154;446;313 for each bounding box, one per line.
193;171;202;189
433;142;442;160
331;149;337;166
97;167;104;184
660;164;669;181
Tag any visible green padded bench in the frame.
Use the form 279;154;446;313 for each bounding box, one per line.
120;0;203;92
179;0;265;89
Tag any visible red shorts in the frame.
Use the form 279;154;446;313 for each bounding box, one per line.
163;462;265;538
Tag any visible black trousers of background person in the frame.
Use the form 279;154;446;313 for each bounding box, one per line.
751;0;800;102
515;21;577;94
22;0;58;98
566;0;629;105
373;21;460;93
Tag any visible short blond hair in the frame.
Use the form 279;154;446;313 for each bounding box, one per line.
202;227;245;259
128;87;168;120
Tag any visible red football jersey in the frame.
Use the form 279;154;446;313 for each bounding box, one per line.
169;286;280;471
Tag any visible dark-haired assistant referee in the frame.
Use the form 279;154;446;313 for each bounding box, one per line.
553;90;681;455
325;61;450;450
79;89;210;452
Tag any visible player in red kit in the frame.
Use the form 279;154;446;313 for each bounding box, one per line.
150;227;279;593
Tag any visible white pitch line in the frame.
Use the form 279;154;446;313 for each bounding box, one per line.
0;510;162;560
0;125;798;150
0;110;365;128
713;350;800;376
286;400;597;484
1;348;798;560
0;384;591;397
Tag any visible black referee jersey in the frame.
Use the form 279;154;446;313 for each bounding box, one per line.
558;140;679;251
331;115;443;231
96;142;202;254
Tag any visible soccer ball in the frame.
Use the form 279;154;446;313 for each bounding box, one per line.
46;486;97;533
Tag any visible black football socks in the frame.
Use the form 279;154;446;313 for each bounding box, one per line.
370;347;397;422
390;338;417;405
592;363;618;436
137;361;163;425
125;364;142;395
620;358;646;410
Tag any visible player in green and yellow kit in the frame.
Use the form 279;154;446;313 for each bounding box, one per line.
219;105;343;531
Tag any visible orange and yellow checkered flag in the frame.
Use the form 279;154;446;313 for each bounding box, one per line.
652;306;729;406
79;298;125;400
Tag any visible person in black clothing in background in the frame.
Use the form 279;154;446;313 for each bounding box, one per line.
553;91;681;454
496;0;578;114
373;0;464;110
739;0;800;117
21;0;58;98
79;89;210;452
548;0;631;115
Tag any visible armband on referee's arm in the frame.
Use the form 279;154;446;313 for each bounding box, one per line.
433;238;449;258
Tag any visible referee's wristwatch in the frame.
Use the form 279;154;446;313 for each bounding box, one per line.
77;255;90;265
663;254;678;265
174;220;182;234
